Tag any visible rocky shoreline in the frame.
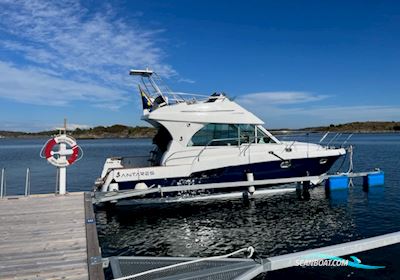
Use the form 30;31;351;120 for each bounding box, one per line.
1;122;400;139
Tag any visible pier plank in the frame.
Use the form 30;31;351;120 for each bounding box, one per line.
0;192;104;280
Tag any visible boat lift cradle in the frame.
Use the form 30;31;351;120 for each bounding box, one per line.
107;230;400;280
93;170;381;204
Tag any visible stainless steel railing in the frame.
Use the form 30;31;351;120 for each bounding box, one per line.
24;168;31;197
0;168;5;198
0;168;31;198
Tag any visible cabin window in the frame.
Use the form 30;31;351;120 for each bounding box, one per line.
256;127;275;143
188;124;276;146
238;124;255;143
189;124;239;146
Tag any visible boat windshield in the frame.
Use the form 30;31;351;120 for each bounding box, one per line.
256;126;275;143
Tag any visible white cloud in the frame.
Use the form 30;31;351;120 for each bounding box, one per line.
282;105;400;121
241;102;400;128
0;120;92;132
238;91;329;105
0;0;176;108
0;120;51;132
53;123;91;130
0;61;127;108
178;78;196;84
236;90;400;128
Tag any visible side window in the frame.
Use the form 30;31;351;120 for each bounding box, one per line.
214;124;238;144
188;124;276;146
189;124;215;146
189;124;239;146
239;124;255;143
256;127;275;143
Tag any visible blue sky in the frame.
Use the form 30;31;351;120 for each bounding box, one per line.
0;0;400;131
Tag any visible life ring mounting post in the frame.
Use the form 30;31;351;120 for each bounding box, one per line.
40;127;82;195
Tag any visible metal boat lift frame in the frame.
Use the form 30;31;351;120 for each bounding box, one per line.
108;230;400;280
93;170;381;205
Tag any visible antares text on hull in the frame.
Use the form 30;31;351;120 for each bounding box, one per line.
94;69;346;197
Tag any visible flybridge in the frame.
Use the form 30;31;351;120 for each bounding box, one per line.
129;68;224;111
130;68;174;110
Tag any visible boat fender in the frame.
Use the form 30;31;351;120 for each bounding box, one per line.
246;172;255;194
135;182;148;190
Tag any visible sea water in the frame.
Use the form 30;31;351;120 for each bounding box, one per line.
1;134;400;279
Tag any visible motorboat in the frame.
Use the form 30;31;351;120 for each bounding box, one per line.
94;69;346;197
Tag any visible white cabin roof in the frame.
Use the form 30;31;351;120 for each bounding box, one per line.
143;98;264;125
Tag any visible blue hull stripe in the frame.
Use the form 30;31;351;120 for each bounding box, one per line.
118;155;341;190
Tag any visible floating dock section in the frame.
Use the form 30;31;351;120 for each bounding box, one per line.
0;192;104;280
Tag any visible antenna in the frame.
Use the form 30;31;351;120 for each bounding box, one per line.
56;118;67;135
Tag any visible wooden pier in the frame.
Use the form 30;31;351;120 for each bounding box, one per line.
0;192;104;280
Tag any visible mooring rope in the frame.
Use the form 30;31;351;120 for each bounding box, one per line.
113;246;255;280
335;145;354;175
